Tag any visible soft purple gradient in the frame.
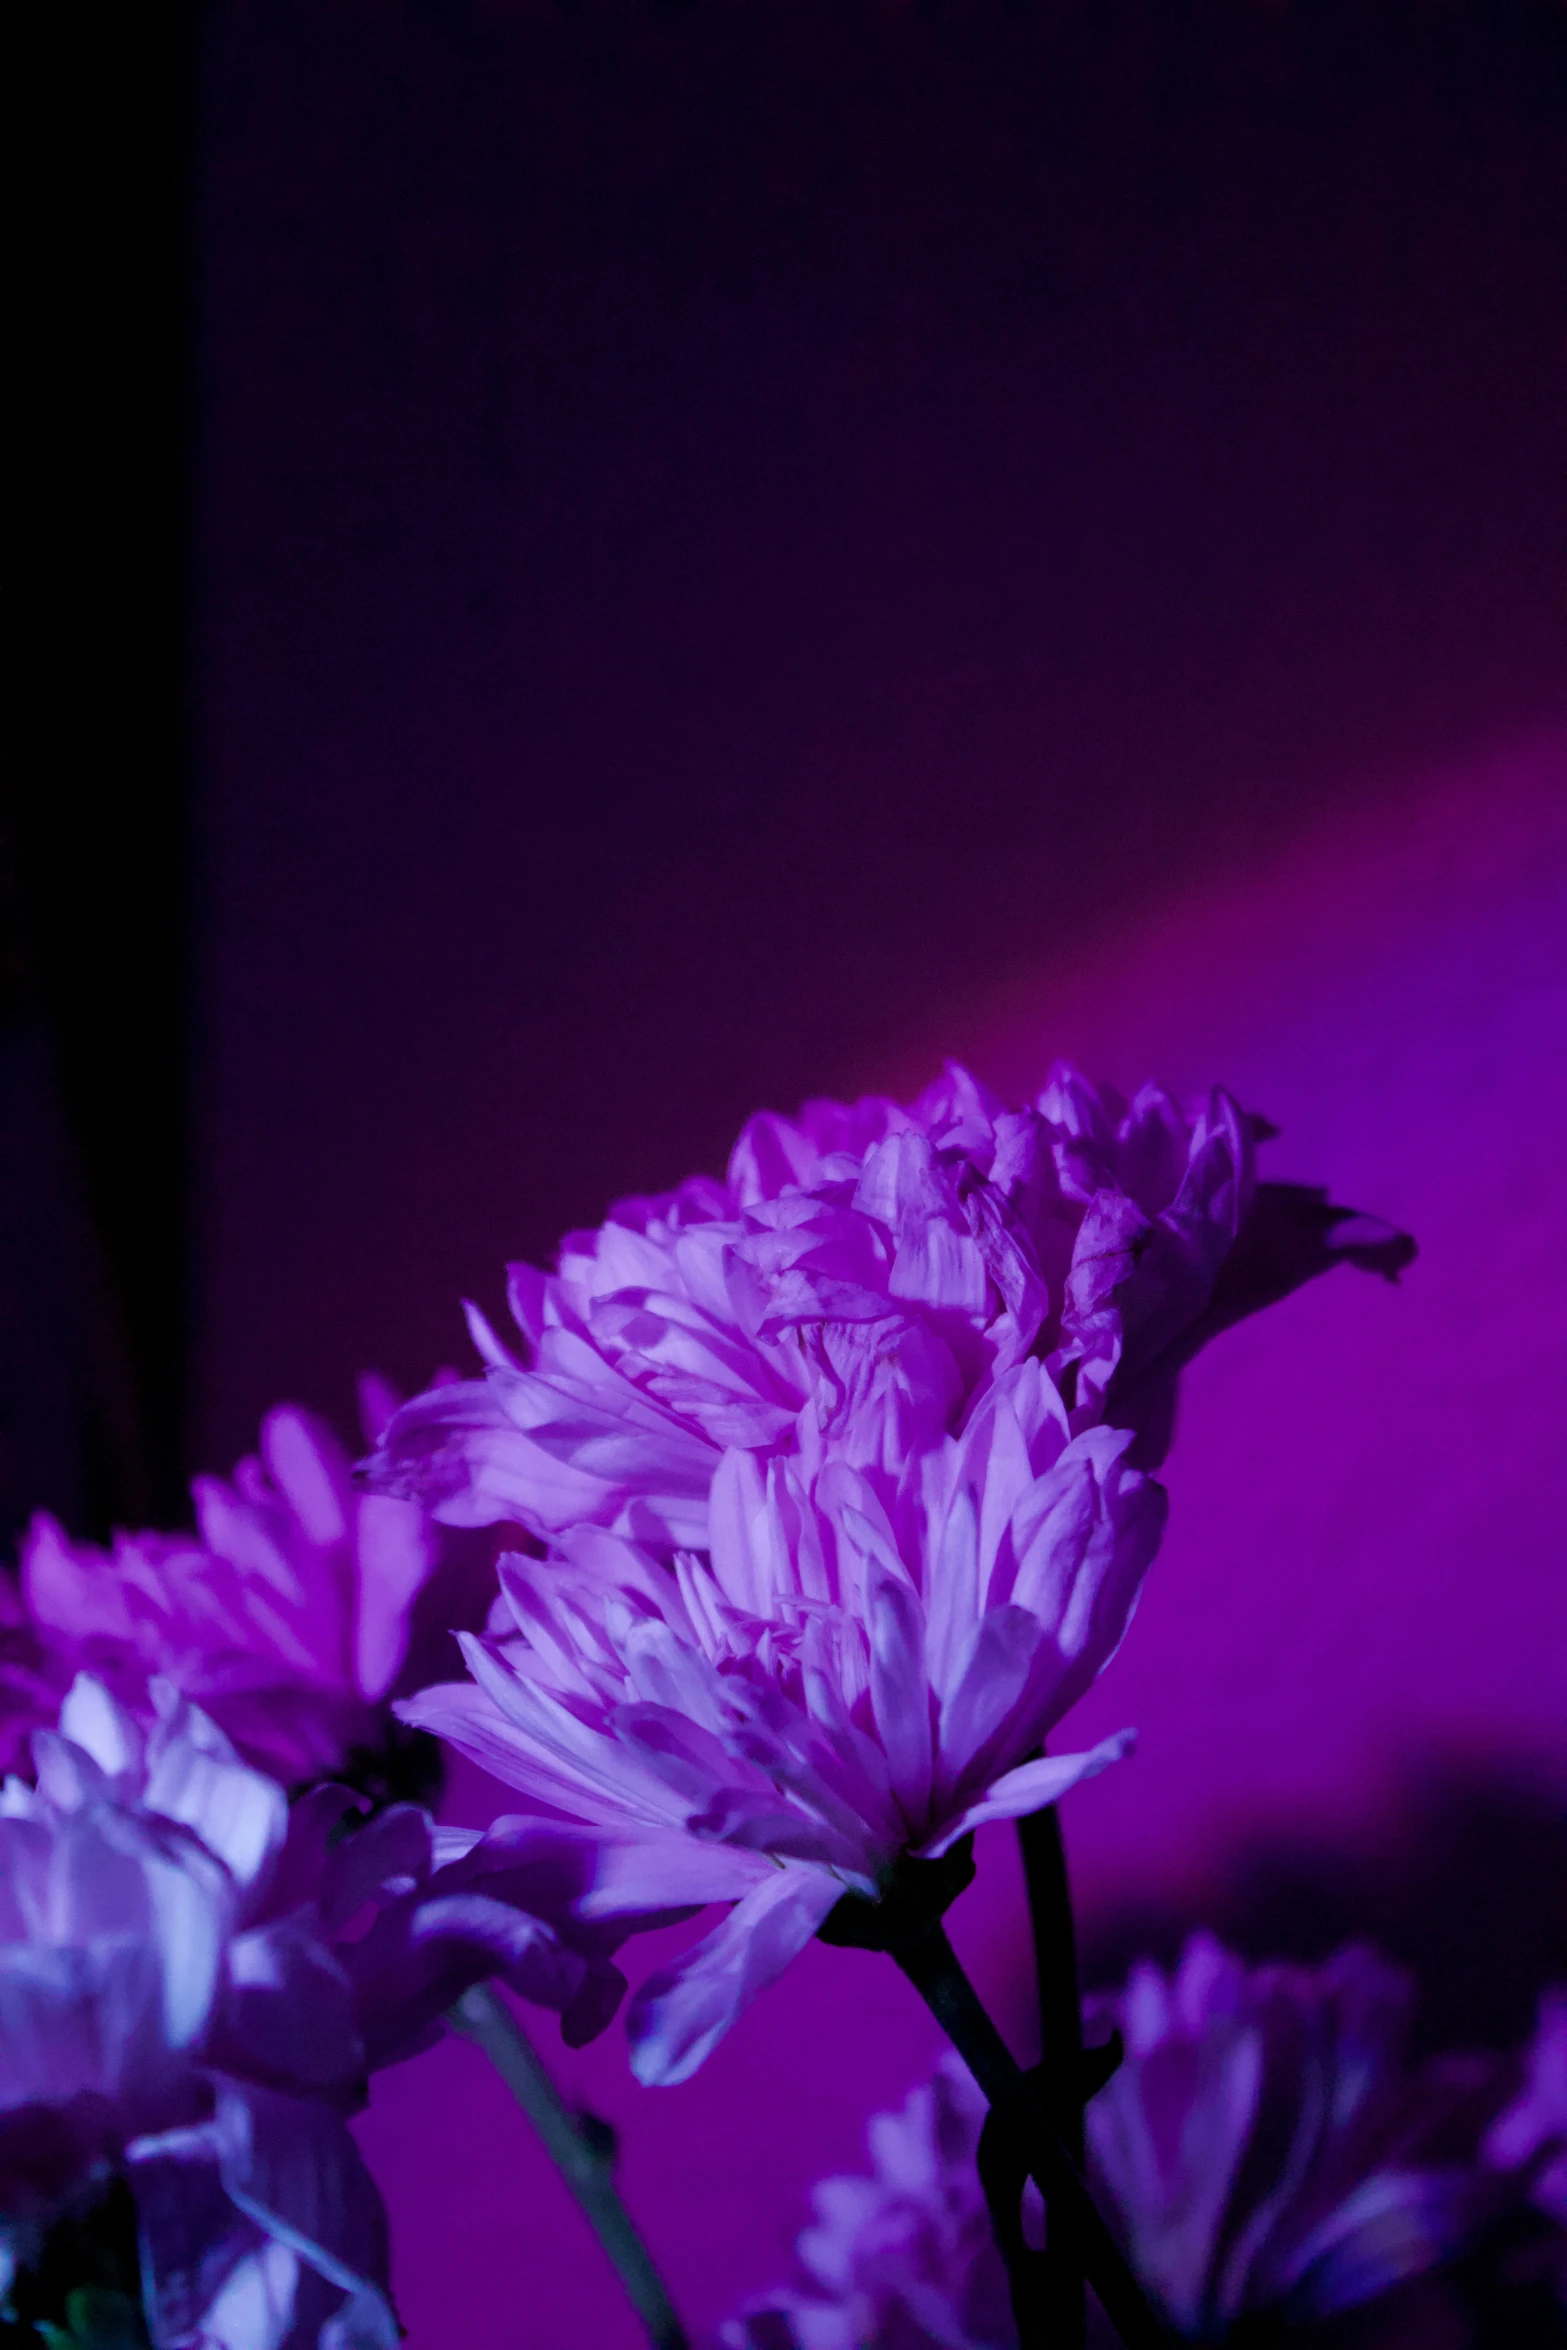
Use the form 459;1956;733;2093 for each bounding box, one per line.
346;740;1567;2344
193;16;1567;2338
196;5;1565;1488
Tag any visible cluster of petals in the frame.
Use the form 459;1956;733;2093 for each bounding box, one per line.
0;1676;627;2346
727;1937;1507;2348
5;1381;491;1787
368;1063;1278;1549
1083;1934;1504;2337
402;1361;1165;2085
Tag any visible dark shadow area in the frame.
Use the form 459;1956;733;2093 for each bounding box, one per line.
9;3;197;1530
1077;1754;1567;2056
193;0;1567;1460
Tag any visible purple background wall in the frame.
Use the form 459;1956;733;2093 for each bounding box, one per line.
191;5;1566;2341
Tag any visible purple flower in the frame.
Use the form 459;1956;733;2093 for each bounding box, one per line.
400;1362;1165;2085
1485;1988;1567;2282
0;1676;625;2344
369;1063;1410;1549
727;1938;1501;2348
7;1380;492;1788
722;2055;1008;2350
1084;1935;1501;2336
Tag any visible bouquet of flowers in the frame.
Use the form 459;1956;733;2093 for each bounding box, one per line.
2;1063;1560;2348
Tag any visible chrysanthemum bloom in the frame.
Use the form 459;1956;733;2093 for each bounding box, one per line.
8;1379;492;1789
368;1063;1411;1550
0;1676;628;2346
726;1939;1502;2349
401;1361;1166;2086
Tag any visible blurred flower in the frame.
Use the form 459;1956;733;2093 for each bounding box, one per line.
1084;1935;1501;2338
1485;1987;1567;2285
0;1676;629;2345
723;2054;1008;2350
726;1938;1503;2348
5;1378;493;1789
401;1363;1164;2085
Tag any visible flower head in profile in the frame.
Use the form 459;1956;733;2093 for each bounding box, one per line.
368;1062;1411;1552
0;1676;627;2346
727;1938;1503;2349
401;1362;1165;2085
8;1379;492;1789
1083;1935;1501;2338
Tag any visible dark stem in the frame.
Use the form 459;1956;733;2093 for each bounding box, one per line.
1019;1803;1085;2161
894;1924;1171;2350
1018;1800;1087;2347
449;1985;688;2350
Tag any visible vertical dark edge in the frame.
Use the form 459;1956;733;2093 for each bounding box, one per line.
8;0;199;1534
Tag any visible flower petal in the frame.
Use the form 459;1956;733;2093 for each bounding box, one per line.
628;1869;842;2085
214;2077;390;2305
917;1731;1134;1856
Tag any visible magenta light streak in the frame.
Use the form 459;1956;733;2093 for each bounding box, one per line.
355;734;1567;2347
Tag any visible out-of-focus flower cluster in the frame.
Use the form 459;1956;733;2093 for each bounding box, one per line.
2;1381;494;1791
725;1936;1566;2348
1486;1990;1567;2304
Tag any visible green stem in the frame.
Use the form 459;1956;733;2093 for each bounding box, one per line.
893;1925;1171;2350
449;1985;688;2350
